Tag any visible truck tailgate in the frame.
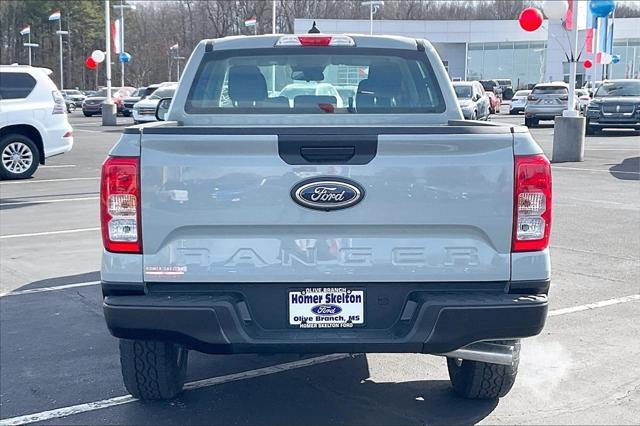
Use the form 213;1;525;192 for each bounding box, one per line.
140;127;513;283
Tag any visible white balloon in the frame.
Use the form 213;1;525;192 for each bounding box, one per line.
91;50;106;63
542;0;568;20
601;53;612;65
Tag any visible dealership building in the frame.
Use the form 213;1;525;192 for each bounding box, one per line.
295;18;640;90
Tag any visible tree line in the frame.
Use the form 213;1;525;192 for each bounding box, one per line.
1;0;638;89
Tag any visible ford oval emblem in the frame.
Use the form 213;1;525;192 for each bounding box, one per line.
291;178;365;211
311;304;343;315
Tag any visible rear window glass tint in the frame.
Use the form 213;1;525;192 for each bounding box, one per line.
185;47;446;114
532;86;568;95
0;72;37;99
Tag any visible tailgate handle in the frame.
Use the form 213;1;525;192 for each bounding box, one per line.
300;147;355;163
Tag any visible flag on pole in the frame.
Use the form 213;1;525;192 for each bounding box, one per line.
20;25;31;36
112;17;123;54
170;43;179;50
244;17;257;27
48;10;61;21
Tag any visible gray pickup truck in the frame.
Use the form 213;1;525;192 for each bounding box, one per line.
100;34;552;401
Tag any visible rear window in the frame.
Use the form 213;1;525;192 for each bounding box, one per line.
186;47;445;114
514;90;530;97
532;86;568;95
0;72;37;99
453;85;473;98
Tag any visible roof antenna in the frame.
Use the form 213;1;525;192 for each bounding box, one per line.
308;21;320;34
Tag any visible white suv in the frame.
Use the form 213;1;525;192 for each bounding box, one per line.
0;65;73;179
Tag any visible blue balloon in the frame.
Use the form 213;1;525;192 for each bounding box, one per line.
611;54;620;64
118;52;131;63
589;0;616;18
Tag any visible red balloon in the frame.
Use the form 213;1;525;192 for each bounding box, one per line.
519;7;544;32
85;57;97;69
583;59;593;69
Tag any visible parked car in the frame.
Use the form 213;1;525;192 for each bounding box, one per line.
509;90;531;115
479;79;502;99
496;79;514;100
132;84;178;123
0;65;73;179
585;79;640;134
61;89;86;107
575;88;590;114
487;90;501;114
82;86;134;117
279;82;345;108
452;81;489;120
524;82;576;127
122;87;146;117
101;34;551;402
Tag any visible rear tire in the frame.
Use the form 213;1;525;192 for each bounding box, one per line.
83;112;93;117
0;134;39;180
119;339;188;400
447;340;520;399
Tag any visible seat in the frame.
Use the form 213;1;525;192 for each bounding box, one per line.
227;65;267;107
356;63;403;111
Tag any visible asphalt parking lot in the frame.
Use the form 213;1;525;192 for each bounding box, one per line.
1;107;639;425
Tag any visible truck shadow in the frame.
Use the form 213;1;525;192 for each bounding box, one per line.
120;353;498;425
609;156;640;181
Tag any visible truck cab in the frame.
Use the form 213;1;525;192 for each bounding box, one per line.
101;33;552;401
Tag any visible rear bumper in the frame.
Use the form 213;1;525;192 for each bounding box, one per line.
103;281;549;354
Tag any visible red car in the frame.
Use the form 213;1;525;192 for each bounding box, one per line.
487;91;501;114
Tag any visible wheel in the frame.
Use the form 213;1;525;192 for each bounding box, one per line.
524;117;531;127
122;111;131;117
83;112;93;117
447;340;520;399
470;111;477;121
0;134;39;180
119;339;188;400
509;109;516;115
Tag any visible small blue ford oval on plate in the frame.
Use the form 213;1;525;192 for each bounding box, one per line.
291;177;365;211
311;304;343;315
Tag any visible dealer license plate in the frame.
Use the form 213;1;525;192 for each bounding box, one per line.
289;288;364;329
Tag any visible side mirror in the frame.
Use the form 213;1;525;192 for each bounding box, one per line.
155;98;172;121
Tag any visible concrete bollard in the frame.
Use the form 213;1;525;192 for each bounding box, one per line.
552;116;586;163
101;102;118;126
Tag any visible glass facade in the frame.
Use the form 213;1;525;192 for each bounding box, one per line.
467;41;547;89
610;38;640;79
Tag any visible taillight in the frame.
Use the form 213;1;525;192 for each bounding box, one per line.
100;156;142;253
527;95;538;101
512;154;552;252
52;90;65;114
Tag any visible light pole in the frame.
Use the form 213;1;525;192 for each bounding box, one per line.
170;44;183;81
49;10;67;89
361;1;383;35
20;26;38;66
102;0;117;125
113;1;136;87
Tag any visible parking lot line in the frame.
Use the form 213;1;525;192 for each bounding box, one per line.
0;196;99;206
0;227;100;240
0;281;100;297
547;294;640;317
0;354;351;426
553;166;640;175
40;164;77;169
0;177;99;185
